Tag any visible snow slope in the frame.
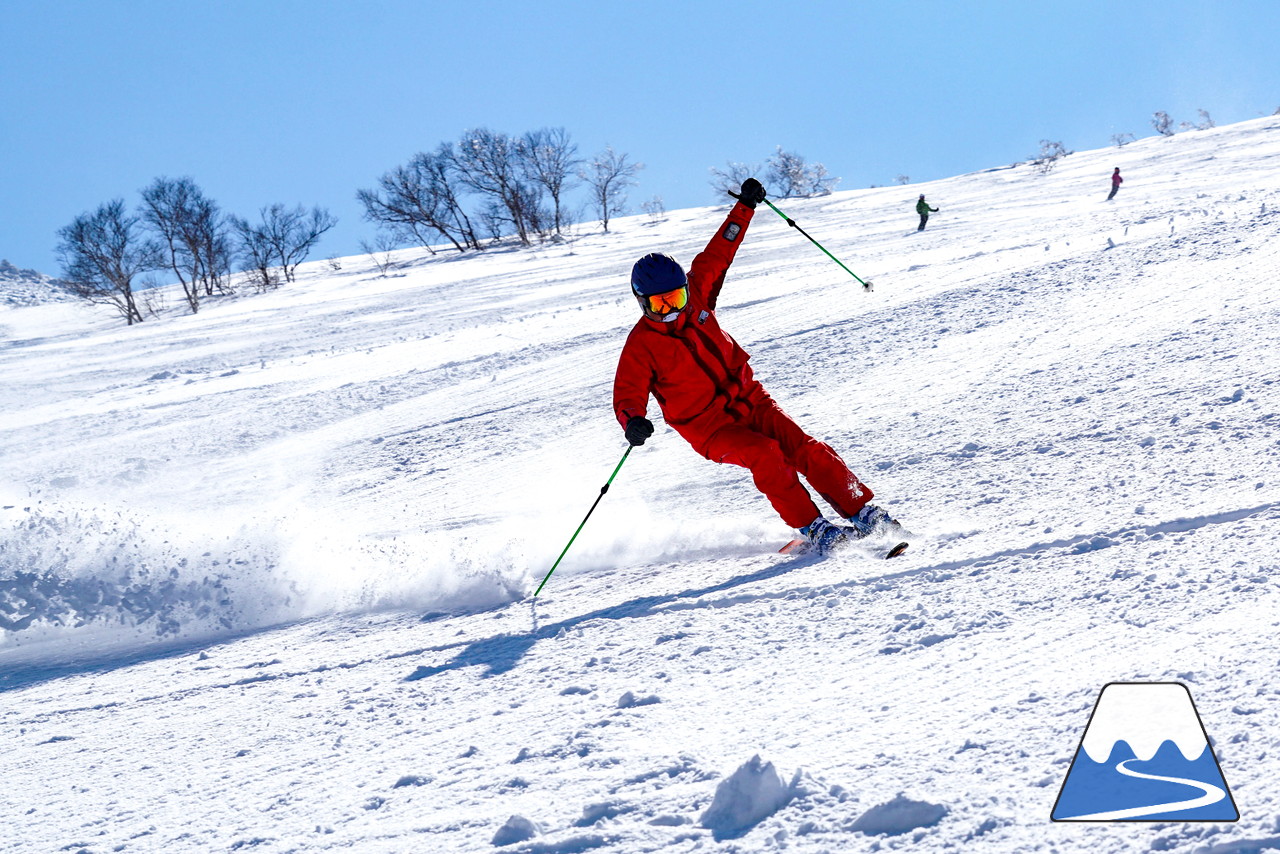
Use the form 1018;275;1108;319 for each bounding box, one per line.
2;116;1280;853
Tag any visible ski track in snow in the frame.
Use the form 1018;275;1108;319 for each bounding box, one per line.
2;118;1280;852
1061;758;1227;821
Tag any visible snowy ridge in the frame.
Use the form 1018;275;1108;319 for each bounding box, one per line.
0;259;73;306
2;117;1280;852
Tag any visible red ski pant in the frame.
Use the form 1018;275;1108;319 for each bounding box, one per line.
696;398;873;529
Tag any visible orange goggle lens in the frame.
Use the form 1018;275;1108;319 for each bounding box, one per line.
644;286;688;315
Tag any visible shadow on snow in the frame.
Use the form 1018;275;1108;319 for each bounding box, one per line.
402;500;1280;681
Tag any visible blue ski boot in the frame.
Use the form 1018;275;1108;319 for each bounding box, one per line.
847;504;902;539
800;516;848;555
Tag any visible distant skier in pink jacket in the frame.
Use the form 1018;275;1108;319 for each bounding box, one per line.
1107;168;1123;201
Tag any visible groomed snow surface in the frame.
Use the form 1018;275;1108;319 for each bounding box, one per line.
3;117;1280;853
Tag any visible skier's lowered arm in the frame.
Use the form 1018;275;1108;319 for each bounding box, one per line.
613;330;654;429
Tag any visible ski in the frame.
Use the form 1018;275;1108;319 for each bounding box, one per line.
779;537;909;560
779;538;807;555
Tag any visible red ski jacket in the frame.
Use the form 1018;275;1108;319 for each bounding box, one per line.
613;201;765;454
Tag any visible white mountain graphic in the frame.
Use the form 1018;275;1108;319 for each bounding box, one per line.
1081;683;1208;763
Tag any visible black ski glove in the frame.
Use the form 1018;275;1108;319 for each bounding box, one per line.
624;416;654;446
731;178;767;209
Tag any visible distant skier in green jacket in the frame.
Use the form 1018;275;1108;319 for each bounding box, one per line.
916;194;938;231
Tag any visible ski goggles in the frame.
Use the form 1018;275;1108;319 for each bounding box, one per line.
641;286;688;315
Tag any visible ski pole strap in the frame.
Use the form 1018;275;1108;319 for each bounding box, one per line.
762;199;872;291
533;445;633;597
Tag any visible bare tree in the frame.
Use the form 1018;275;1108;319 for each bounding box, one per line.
187;198;234;297
766;147;838;198
708;161;760;198
229;215;278;292
513;180;548;239
453;128;544;245
895;174;911;185
580;146;642;233
1110;132;1135;148
475;186;546;244
1030;140;1072;174
518;127;580;239
1152;111;1175;137
640;195;666;223
56;199;156;325
245;203;337;283
139;176;232;313
767;148;804;197
359;231;400;276
139;278;168;317
141;177;199;312
1176;111;1213;133
358;145;481;253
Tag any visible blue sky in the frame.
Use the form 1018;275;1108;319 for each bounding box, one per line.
3;0;1278;275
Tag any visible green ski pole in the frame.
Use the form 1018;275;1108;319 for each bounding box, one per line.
533;445;633;597
762;198;874;291
732;189;874;291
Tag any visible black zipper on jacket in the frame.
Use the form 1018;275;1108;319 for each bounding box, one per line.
659;317;749;425
688;322;750;419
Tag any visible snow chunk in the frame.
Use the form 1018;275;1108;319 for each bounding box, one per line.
491;814;539;846
850;793;948;836
616;691;660;709
574;801;632;827
648;814;688;826
393;774;431;788
1071;535;1115;554
699;755;794;840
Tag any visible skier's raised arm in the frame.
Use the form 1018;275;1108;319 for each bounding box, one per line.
688;178;765;309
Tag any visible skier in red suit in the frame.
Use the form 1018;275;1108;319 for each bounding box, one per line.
612;178;901;554
1107;167;1123;200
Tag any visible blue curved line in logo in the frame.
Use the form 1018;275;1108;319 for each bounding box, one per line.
1053;740;1238;821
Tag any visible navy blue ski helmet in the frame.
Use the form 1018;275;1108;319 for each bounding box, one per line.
630;253;686;297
